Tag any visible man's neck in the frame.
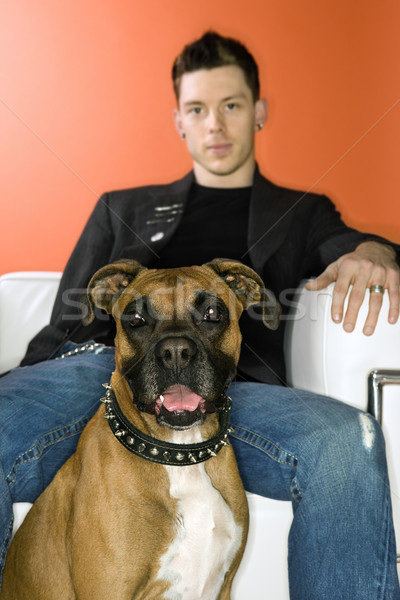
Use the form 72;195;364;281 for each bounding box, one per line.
193;161;256;188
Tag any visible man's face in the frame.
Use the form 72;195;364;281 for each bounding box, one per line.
174;65;267;187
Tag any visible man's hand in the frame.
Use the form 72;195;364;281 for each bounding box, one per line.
305;241;400;335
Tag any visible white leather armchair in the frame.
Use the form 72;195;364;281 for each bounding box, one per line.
1;271;399;598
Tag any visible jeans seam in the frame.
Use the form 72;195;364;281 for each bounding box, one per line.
231;424;298;467
290;475;303;505
377;482;391;600
0;518;13;585
5;417;91;488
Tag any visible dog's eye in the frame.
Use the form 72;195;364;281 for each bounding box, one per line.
128;313;146;328
203;306;222;323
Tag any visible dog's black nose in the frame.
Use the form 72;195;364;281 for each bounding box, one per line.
156;337;197;370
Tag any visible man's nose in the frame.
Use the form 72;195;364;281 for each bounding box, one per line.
207;110;224;132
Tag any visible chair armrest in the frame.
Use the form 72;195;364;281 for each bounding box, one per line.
283;280;400;411
0;271;62;373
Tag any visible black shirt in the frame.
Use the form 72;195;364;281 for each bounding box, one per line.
154;183;251;268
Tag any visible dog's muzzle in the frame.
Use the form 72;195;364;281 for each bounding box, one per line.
124;334;236;430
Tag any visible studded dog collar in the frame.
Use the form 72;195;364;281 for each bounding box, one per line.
101;384;234;466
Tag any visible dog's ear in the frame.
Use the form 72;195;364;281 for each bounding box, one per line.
83;259;145;325
204;259;281;330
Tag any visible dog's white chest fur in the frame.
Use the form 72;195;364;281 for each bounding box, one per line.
157;431;242;600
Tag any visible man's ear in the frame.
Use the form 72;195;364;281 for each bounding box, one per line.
254;98;268;129
173;108;185;140
204;258;281;330
83;259;145;326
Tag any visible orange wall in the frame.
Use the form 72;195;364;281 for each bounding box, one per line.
1;0;399;274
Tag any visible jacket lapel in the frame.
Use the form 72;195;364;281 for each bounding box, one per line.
133;172;194;264
247;168;300;274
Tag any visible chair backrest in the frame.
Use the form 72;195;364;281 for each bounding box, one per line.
0;272;62;373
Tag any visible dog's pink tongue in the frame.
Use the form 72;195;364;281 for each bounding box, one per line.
161;385;203;412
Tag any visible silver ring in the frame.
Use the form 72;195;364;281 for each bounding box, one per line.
370;284;384;294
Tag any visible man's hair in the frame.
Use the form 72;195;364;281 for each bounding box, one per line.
172;31;260;102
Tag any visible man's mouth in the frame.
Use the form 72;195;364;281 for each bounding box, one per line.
207;143;233;156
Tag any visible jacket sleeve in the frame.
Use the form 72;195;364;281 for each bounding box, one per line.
301;195;400;275
20;194;116;366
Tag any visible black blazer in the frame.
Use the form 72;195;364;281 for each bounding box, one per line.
21;169;397;384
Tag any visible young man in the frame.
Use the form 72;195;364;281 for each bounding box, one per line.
1;32;399;598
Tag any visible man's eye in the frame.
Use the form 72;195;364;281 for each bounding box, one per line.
129;313;146;328
189;106;203;115
225;103;238;111
203;306;222;323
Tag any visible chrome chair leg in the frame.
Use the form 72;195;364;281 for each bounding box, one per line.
368;369;400;425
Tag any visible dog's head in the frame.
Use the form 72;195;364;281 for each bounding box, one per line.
84;259;280;430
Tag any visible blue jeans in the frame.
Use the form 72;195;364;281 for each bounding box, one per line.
0;343;399;599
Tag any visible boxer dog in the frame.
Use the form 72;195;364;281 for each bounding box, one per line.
1;259;280;600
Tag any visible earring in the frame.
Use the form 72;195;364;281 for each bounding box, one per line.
181;133;186;140
256;123;263;132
